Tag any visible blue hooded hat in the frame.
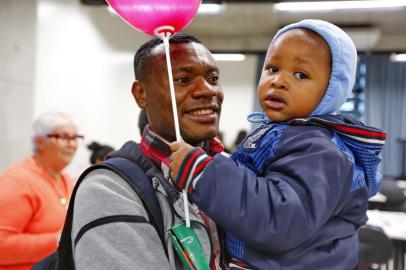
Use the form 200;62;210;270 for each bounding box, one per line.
272;19;358;116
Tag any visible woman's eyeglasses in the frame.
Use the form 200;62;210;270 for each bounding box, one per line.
46;133;84;143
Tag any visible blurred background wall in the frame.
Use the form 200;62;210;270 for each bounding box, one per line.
1;0;406;178
1;0;256;175
0;0;36;171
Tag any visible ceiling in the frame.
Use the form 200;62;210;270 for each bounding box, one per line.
189;2;406;53
81;0;406;53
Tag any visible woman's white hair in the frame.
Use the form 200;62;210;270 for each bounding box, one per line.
32;111;78;151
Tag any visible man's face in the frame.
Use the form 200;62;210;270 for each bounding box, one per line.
257;29;331;122
139;42;223;145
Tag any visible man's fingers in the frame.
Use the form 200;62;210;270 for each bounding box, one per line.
169;141;183;152
169;142;194;181
169;159;179;180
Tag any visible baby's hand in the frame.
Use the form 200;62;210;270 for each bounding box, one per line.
169;141;194;182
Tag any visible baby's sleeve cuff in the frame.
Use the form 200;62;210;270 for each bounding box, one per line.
174;147;213;194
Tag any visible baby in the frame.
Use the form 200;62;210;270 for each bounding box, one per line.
170;19;387;269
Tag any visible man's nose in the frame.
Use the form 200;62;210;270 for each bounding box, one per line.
191;77;218;98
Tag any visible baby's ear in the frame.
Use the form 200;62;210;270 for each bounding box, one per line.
132;81;146;108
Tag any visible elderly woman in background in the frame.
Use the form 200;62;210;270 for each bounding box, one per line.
0;111;81;270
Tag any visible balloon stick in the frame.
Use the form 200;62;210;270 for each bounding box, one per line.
182;190;191;228
162;35;182;142
157;27;191;228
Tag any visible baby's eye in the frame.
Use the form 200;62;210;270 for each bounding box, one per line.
293;72;308;79
267;66;278;73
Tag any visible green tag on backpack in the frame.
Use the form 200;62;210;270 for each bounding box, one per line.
168;224;210;270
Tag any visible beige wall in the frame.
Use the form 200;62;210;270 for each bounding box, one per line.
1;0;257;175
0;0;36;171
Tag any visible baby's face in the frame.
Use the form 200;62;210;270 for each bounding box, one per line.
257;28;331;122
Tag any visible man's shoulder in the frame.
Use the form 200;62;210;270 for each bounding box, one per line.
79;168;139;198
75;158;160;211
109;140;142;161
74;168;149;226
109;140;159;173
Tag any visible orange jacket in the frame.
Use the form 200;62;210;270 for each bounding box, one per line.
0;157;73;270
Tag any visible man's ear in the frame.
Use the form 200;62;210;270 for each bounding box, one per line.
132;80;146;108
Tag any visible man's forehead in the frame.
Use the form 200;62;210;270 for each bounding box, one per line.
151;42;210;57
149;42;218;73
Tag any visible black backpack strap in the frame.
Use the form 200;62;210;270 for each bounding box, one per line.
54;162;102;268
55;156;167;269
72;157;167;255
100;157;166;247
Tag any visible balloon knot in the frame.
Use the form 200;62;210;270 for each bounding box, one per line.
154;25;175;39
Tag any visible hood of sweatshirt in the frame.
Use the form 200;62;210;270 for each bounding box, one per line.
291;115;387;197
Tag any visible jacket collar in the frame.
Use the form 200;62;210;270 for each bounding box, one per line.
140;125;224;170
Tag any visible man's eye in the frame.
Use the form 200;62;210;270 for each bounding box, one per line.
174;77;190;84
293;72;308;79
208;75;219;85
267;66;278;73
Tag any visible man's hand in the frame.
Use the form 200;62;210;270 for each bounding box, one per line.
169;141;195;181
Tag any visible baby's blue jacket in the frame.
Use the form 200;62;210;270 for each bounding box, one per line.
189;115;386;270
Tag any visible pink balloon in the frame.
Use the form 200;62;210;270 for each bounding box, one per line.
106;0;202;36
